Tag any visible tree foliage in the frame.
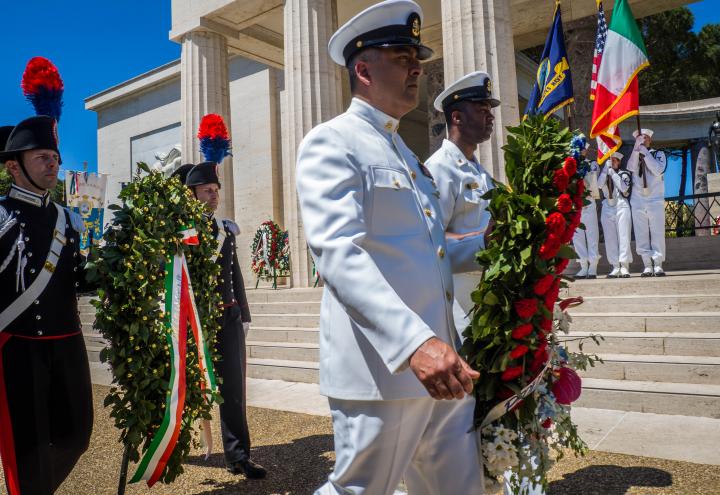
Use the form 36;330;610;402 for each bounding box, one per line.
638;7;720;104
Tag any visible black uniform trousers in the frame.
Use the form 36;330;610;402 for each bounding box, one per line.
215;305;251;465
0;332;93;495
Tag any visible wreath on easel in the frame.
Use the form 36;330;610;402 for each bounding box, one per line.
250;220;289;288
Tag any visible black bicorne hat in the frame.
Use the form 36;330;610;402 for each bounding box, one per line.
0;116;62;165
185;161;221;188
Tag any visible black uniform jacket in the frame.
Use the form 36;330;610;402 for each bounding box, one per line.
0;185;89;337
210;216;251;323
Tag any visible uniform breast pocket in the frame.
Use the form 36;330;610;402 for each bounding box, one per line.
461;186;485;229
369;166;424;237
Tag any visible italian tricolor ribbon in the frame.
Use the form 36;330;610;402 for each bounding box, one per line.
129;250;217;486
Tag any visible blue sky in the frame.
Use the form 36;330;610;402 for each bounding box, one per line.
1;0;719;189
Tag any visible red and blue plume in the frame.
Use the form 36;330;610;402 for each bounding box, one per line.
21;57;64;122
198;114;232;164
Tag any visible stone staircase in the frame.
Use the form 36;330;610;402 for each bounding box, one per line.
79;270;720;419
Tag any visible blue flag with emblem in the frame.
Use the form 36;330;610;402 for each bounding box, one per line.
523;1;574;118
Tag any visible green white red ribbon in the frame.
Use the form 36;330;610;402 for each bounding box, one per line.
129;249;216;486
179;223;199;245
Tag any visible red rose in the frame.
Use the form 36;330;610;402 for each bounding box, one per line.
530;341;549;372
540;317;553;332
544;278;561;312
533;274;555;296
570;210;582;228
501;366;524;381
552;168;569;191
514;298;538;320
539;234;561;260
511;323;534;339
545;212;566;237
573;194;584;210
560;226;576;244
564;157;577;176
557;193;573;213
542;418;553;429
510;345;530;359
555;258;570;274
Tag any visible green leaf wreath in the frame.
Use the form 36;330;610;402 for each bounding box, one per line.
461;116;601;492
250;219;290;288
86;162;222;483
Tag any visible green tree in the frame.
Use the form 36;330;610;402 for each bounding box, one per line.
639;7;720;104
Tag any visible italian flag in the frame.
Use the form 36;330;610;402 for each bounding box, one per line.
589;0;649;164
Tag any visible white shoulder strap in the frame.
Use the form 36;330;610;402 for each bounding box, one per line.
0;203;67;332
211;217;226;263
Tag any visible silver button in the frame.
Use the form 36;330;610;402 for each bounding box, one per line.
75;282;79;287
27;252;32;257
36;315;42;320
20;222;26;227
37;330;43;336
70;238;75;243
24;236;29;241
34;299;40;305
30;268;36;274
73;267;78;272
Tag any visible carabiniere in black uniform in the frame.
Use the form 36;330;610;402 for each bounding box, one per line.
177;162;265;479
0;117;93;495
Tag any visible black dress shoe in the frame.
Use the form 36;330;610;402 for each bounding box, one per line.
227;459;267;479
587;275;597;279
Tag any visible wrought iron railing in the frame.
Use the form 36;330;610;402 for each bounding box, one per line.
665;192;720;237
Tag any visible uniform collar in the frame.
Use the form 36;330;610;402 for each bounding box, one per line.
349;97;400;135
442;139;477;168
8;184;51;208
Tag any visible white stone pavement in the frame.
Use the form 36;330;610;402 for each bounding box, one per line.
91;363;720;466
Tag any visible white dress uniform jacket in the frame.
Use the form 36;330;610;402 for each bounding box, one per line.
296;98;484;401
599;166;633;265
425;138;493;337
627;146;667;264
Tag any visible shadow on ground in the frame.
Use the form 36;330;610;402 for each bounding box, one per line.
185;433;334;494
548;465;672;494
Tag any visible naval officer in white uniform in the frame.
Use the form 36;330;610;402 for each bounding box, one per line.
296;1;486;493
425;71;496;339
599;152;633;278
626;128;667;276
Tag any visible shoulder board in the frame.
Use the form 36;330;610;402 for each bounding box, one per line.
222;219;240;236
64;207;87;233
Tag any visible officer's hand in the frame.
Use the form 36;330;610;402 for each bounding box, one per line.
409;337;480;400
634;135;645;151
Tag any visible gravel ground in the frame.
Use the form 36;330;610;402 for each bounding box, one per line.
2;385;719;494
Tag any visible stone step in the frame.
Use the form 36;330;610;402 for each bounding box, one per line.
568;313;720;333
575;378;720;419
247;358;319;383
245;288;323;304
247;326;319;344
581;354;720;385
575;295;720;313
247;341;319;362
249;301;321;314
251;313;320;328
563;271;720;297
561;332;720;357
83;331;107;348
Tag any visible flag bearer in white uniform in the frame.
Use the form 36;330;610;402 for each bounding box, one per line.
571;134;601;279
296;1;487;493
599;152;633;278
425;71;496;340
627;128;667;276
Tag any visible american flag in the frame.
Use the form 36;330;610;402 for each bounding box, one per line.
590;0;607;100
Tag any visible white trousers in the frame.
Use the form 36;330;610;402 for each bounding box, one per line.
315;396;484;495
631;199;665;263
572;203;600;262
601;205;633;265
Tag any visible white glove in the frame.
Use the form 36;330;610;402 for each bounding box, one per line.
243;321;250;337
633;135;645;152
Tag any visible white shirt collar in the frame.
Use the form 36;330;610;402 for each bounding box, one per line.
441;139;478;168
349;97;401;135
8;184;51;207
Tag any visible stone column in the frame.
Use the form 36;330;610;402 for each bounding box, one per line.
282;0;342;287
425;59;446;155
181;29;234;220
564;15;597;138
694;145;711;236
441;0;520;182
